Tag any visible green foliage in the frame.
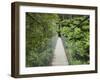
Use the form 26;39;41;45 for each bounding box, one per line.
26;13;58;67
61;15;90;65
26;13;90;66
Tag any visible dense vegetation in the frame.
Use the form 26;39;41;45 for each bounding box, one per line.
60;15;90;64
26;12;90;67
26;13;59;67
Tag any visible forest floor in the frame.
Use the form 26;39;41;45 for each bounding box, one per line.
51;37;69;66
